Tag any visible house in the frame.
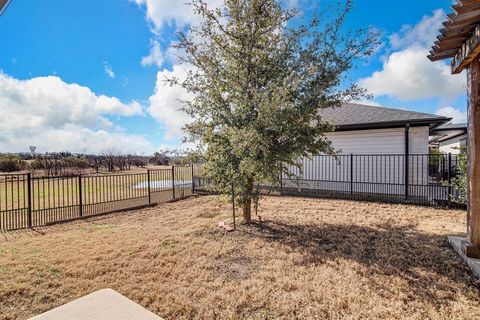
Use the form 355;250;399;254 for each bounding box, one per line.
282;103;452;204
319;103;450;155
430;123;467;154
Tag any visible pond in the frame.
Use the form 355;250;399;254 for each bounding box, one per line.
133;180;193;189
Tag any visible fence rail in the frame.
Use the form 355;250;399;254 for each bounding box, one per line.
0;154;464;231
0;166;194;231
193;153;464;207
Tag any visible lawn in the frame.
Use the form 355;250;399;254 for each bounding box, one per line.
0;195;479;319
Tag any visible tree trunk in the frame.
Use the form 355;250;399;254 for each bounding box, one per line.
242;178;254;224
243;196;252;224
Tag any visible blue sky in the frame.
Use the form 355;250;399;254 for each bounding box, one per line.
0;0;467;154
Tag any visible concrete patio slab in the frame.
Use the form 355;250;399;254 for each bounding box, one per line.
29;288;163;320
448;235;480;278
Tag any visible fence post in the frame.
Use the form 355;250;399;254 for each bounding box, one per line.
404;124;410;201
405;155;409;201
78;174;83;218
172;166;176;200
448;153;452;207
350;154;354;198
27;173;32;228
147;169;151;204
191;164;195;194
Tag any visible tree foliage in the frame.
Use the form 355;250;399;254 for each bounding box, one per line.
174;0;379;222
452;147;468;205
0;155;27;173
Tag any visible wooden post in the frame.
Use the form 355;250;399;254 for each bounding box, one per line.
427;6;480;260
463;56;480;258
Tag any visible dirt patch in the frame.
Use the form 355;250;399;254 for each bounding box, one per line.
0;195;478;320
215;255;252;281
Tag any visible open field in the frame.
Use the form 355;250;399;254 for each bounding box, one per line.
0;195;479;319
0;167;193;211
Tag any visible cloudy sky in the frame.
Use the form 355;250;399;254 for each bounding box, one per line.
0;0;466;154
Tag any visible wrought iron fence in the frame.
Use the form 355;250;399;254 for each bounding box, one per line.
0;166;194;231
193;154;463;207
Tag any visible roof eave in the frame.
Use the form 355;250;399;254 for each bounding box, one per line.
0;0;9;14
428;1;480;73
333;118;451;132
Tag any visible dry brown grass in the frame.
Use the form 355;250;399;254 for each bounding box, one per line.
0;195;479;320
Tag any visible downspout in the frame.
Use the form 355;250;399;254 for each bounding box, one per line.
405;123;410;200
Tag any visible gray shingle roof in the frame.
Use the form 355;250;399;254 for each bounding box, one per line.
433;123;467;131
319;103;450;129
430;122;467;143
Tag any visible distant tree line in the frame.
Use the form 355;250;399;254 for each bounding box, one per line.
0;149;190;175
0;154;28;173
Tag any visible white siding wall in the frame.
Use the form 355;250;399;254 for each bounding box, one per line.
285;126;431;198
439;134;467;154
323;126;429;155
408;127;429;186
325;128;405;154
409;126;430;154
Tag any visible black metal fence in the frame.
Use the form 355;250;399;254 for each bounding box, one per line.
194;154;463;207
1;155;462;231
0;166;194;231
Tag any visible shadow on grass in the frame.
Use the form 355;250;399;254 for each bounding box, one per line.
240;220;479;304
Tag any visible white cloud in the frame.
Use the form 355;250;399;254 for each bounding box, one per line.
389;9;445;49
358;46;465;101
134;0;222;33
103;61;115;79
97;116;114;128
358;10;466;102
284;0;299;9
353;99;381;107
141;40;164;67
146;64;194;139
0;72;152;154
0;125;152;155
135;0;222;68
134;1;218;141
436;106;467;124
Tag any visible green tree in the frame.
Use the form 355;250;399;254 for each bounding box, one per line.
452;147;468;205
175;0;379;223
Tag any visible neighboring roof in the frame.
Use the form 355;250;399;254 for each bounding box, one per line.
430;122;468;143
432;123;467;131
319;103;451;131
428;0;480;73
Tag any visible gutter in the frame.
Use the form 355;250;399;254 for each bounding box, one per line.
334;117;452;132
